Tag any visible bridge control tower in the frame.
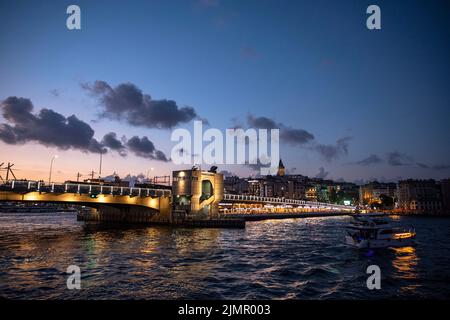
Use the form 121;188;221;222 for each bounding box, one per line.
172;167;224;219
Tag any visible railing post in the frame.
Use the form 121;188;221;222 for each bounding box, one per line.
77;184;80;194
111;186;113;195
51;183;55;193
120;187;123;195
37;181;41;191
27;181;31;189
11;180;15;189
100;185;103;194
89;185;92;194
65;184;68;192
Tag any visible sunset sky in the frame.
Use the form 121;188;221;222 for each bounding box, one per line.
1;0;449;184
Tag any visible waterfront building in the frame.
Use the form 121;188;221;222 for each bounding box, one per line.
287;179;306;200
306;185;318;202
331;183;360;205
316;185;329;203
359;181;396;208
441;179;450;215
223;176;249;195
259;175;289;198
247;179;264;197
397;179;442;214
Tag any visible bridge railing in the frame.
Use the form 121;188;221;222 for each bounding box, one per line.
0;180;171;198
223;193;355;210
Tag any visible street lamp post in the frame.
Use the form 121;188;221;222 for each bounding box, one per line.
48;155;58;185
147;167;154;182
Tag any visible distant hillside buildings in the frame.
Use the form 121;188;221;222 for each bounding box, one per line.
223;159;450;215
223;160;360;206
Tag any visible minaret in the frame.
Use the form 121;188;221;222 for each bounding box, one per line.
277;159;285;176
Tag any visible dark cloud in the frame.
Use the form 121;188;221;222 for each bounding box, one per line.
367;150;450;170
0;96;104;153
387;151;413;166
245;162;264;172
315;167;329;179
50;89;60;97
246;114;315;146
102;132;124;150
0;97;170;162
417;162;450;170
247;115;277;129
82;80;202;129
281;127;315;145
351;153;449;170
155;150;168;162
174;147;200;158
1;96;34;123
431;164;450;170
102;132;127;156
0;124;17;144
246;114;353;162
126;136;168;161
315;137;351;162
230;117;244;129
355;154;383;166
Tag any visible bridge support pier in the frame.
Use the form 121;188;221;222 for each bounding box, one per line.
77;204;171;224
77;205;245;228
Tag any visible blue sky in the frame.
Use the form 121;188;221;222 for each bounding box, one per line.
0;0;449;183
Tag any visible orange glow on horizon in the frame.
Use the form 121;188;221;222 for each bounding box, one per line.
1;143;172;183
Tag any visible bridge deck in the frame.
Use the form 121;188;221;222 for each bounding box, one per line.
0;180;171;197
222;193;355;210
0;181;356;212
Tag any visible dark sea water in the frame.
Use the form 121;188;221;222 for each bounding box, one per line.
0;212;450;299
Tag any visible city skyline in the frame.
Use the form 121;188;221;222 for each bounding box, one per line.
1;0;450;183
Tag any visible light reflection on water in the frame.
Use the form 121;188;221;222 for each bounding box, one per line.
0;212;449;299
392;246;419;276
391;246;420;294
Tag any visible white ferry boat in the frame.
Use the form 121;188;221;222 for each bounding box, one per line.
345;213;416;249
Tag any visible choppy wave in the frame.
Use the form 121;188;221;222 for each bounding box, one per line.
0;212;449;299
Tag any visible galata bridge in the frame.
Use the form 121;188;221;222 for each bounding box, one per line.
0;168;356;228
